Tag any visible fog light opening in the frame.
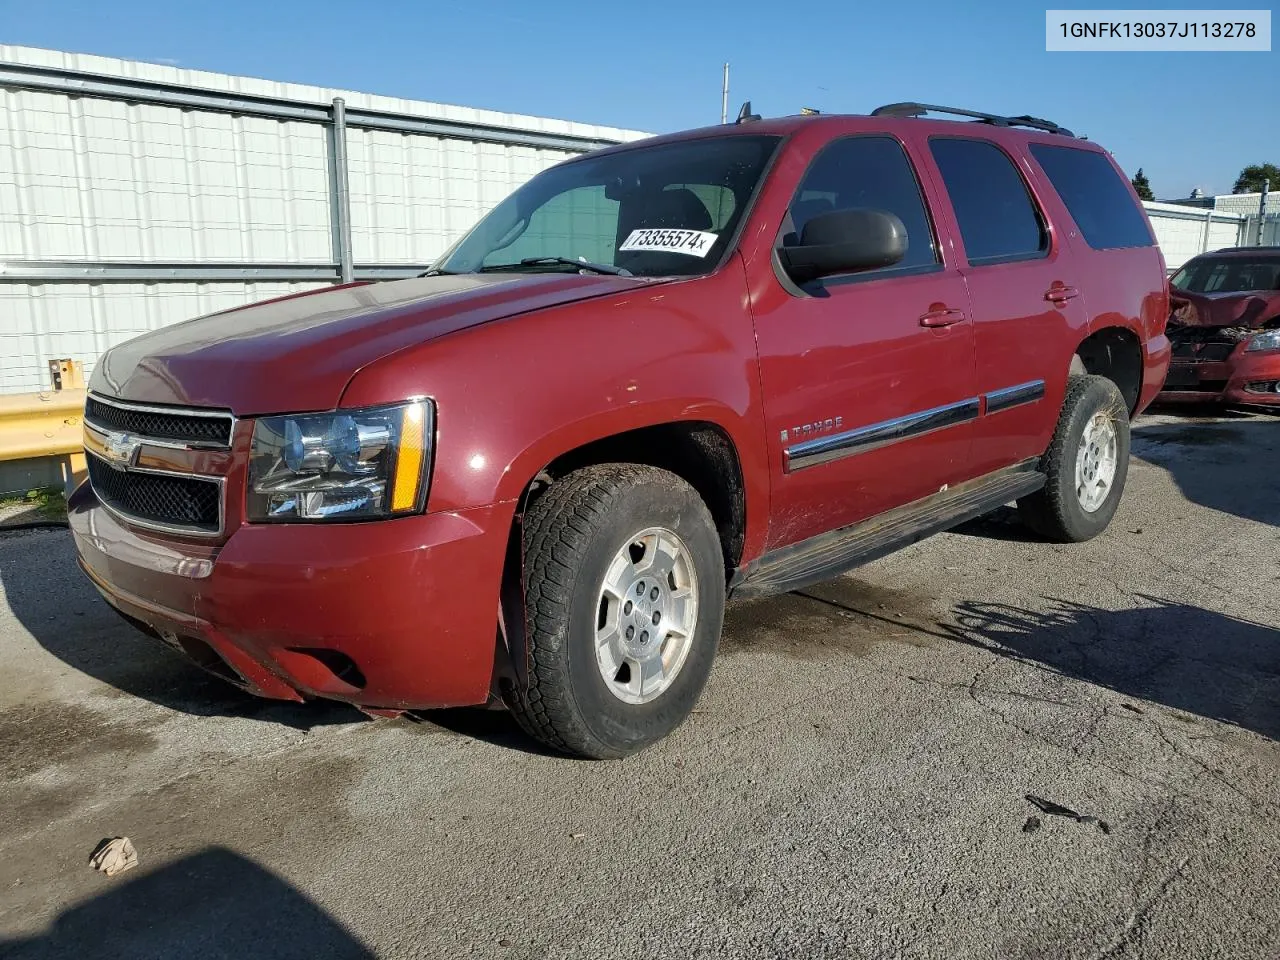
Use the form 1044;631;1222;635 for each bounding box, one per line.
174;635;248;687
286;648;367;690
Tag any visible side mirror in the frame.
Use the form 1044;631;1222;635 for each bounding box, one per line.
777;208;908;284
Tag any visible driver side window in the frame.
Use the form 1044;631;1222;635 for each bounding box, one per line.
483;185;618;267
785;136;940;275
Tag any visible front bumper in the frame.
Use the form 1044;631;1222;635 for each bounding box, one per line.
1158;349;1280;407
69;483;511;710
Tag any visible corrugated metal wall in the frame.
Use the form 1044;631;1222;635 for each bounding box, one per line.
0;45;650;394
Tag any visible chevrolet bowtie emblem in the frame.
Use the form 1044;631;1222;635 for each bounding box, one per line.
103;431;141;470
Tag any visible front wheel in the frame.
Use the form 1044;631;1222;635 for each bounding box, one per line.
1017;375;1131;543
506;464;726;759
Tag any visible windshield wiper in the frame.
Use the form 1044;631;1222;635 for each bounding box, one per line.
479;257;632;277
418;267;456;277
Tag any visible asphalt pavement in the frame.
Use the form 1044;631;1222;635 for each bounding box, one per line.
0;408;1276;960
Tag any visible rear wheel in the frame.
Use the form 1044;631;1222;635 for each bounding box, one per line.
507;464;725;759
1018;375;1131;543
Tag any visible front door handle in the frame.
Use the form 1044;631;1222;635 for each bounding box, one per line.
1045;284;1080;304
919;307;967;328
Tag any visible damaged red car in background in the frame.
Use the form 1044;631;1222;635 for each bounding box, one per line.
1159;247;1280;407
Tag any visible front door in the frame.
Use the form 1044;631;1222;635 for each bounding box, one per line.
749;133;978;550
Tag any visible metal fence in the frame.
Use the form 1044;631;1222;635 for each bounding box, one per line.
1241;214;1280;247
1140;201;1248;274
0;45;648;394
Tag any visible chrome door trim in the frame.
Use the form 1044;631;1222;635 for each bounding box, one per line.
784;397;980;473
984;379;1045;415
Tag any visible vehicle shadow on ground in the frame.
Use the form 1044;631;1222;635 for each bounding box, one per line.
406;707;560;757
1;846;372;960
0;529;363;730
1129;409;1280;527
942;595;1280;741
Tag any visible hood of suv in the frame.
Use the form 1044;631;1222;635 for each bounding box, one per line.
90;273;651;414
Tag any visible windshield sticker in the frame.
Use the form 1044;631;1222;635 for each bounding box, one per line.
619;229;718;258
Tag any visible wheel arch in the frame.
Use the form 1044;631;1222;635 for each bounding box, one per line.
1072;326;1144;414
490;415;750;700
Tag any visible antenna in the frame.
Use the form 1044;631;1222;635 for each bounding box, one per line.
735;100;761;124
720;63;729;124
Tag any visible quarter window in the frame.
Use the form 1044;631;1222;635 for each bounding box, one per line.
1029;143;1155;250
929;138;1048;265
784;136;940;276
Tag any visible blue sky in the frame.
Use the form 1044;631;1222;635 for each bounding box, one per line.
4;0;1276;197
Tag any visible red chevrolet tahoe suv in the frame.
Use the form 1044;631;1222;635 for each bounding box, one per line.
70;102;1171;758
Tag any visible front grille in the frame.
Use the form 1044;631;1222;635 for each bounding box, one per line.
1170;379;1228;394
1170;340;1237;362
87;455;222;534
85;396;233;446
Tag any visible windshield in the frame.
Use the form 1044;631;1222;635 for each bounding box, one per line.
435;135;782;279
1171;256;1280;294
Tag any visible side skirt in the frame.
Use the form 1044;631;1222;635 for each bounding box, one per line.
729;459;1045;599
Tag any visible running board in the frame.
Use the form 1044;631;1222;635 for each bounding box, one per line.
730;460;1045;599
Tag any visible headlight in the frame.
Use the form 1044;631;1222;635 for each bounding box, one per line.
1246;330;1280;353
247;400;433;522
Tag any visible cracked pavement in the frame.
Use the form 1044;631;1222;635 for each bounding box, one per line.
0;408;1277;959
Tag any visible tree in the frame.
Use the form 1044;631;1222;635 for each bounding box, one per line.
1233;163;1280;194
1130;168;1154;201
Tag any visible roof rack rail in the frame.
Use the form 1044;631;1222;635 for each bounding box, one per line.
871;102;1076;138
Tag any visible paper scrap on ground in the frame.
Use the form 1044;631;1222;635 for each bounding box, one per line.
89;837;138;877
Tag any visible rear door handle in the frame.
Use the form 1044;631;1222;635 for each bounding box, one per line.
919;307;967;327
1045;284;1080;304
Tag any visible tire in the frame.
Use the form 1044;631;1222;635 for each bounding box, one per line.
1017;375;1131;543
506;464;726;759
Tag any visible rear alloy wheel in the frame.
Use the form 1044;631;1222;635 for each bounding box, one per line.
1075;412;1119;513
1018;374;1131;543
507;464;725;759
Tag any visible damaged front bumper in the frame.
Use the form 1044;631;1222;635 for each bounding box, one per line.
1158;326;1280;407
69;481;510;711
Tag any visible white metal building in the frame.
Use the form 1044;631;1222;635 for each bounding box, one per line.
1209;192;1280;216
0;45;649;394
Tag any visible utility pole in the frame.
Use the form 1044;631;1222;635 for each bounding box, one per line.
1258;179;1270;246
720;63;729;124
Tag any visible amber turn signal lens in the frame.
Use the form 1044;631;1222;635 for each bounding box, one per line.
391;402;428;512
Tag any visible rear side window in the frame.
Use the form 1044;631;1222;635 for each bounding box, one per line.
786;135;939;274
929;138;1048;265
1029;144;1155;250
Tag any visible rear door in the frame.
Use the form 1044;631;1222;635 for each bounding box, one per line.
1025;142;1168;412
924;135;1091;476
750;132;978;550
